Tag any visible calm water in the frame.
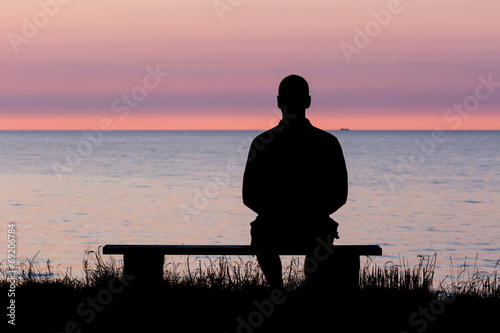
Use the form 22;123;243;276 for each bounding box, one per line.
1;130;499;283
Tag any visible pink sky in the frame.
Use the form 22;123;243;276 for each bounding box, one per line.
1;0;500;130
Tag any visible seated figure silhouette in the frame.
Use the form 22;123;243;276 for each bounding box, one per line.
243;74;348;290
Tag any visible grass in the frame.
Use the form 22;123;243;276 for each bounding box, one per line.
439;254;500;298
1;249;499;332
360;254;436;292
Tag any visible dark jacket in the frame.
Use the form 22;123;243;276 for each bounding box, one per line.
242;117;348;227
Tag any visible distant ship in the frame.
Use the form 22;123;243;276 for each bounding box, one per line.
340;128;349;131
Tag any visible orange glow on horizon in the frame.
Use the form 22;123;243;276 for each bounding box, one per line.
1;109;498;131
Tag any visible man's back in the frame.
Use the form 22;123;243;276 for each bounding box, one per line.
242;117;348;224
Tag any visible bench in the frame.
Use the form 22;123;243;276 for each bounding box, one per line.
103;244;382;288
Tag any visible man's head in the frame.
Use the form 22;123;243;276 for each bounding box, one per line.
277;75;311;116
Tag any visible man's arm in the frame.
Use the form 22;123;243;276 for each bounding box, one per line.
317;136;348;216
242;138;262;214
328;138;348;214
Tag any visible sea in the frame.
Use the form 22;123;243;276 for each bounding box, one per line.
1;130;499;285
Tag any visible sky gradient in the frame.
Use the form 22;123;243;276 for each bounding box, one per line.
2;0;500;130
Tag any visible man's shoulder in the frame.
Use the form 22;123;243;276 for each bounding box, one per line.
309;123;340;143
251;124;283;143
251;129;272;143
251;119;339;145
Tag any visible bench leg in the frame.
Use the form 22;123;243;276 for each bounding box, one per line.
334;254;360;290
123;253;164;285
318;253;360;291
306;253;360;292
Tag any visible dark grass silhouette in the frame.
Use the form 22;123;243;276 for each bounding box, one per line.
1;250;499;332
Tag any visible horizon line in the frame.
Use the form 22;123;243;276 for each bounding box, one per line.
1;129;499;131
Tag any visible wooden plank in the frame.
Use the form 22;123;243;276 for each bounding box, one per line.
103;244;382;256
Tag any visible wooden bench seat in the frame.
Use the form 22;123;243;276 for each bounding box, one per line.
103;244;382;287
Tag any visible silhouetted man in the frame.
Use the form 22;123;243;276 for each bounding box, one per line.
242;75;348;290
